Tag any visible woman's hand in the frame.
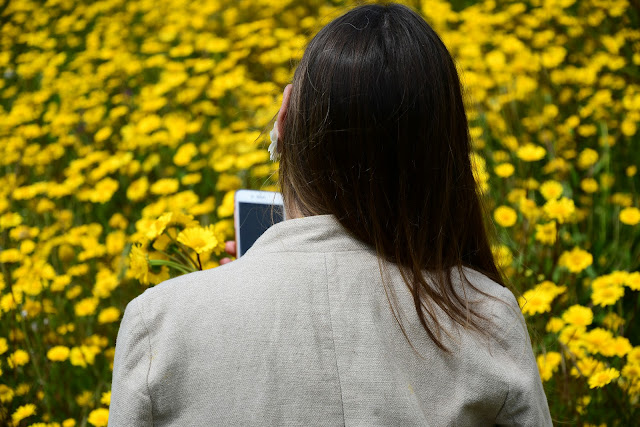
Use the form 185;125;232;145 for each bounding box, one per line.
219;241;236;265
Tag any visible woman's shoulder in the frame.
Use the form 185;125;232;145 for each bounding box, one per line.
456;265;520;311
452;266;526;340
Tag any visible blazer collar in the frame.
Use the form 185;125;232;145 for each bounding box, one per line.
246;214;373;255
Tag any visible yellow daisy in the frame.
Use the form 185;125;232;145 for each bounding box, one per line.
177;225;218;254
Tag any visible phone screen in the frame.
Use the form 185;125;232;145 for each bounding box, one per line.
237;202;284;256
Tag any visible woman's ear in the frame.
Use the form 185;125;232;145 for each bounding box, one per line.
277;84;293;137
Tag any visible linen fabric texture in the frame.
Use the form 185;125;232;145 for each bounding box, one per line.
109;214;552;426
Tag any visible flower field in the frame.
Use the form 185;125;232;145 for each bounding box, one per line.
0;0;638;424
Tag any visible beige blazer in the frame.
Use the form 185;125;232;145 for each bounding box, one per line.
109;214;552;426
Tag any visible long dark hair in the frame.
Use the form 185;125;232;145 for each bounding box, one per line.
278;3;506;352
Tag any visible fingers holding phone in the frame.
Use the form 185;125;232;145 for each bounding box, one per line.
220;241;236;265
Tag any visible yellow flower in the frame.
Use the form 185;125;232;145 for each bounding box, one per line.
543;197;575;223
518;281;565;316
76;390;93;407
8;349;30;368
628;347;640;365
562;305;593;327
588;368;620;389
516;143;546;162
94;126;112;143
572;356;605;378
604;337;632;358
146;212;173;240
619;207;640;225
611;193;633;207
136;114;162;134
0;248;22;263
580;178;598;193
177;225;218;254
100;391;111;406
127;176;149;201
47;345;70;362
70;345;100;367
536;352;562;382
150;178;179;195
12;403;36;424
0;337;7;354
493;206;517;227
0;384;14;403
539;180;563;201
74;297;99;317
88;408;110;427
518;291;551;316
106;230;126;255
62;419;76;427
15;383;30;396
93;268;119;298
558;247;593;273
98;307;121;324
492;244;512;269
174;143;198;166
621;120;637;136
216;174;243;191
469;152;489;193
181;173;202;186
494;163;514;178
626;272;640;291
129;244;149;285
602;312;624;331
534;221;556;245
622;363;640;382
591;284;624;307
90;177;119;204
546;317;565;333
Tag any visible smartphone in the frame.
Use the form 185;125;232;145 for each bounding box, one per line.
234;189;285;257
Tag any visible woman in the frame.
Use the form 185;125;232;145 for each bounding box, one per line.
109;3;552;426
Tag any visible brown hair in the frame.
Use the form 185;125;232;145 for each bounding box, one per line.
277;3;506;352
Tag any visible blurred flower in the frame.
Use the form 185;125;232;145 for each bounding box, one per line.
588;368;620;389
150;178;180;195
494;163;514;178
534;221;556;245
100;391;111;405
8;349;30;368
543;197;575;224
494;206;517;227
558;247;593;273
577;148;598;170
12;403;36;424
619;207;640;225
75;297;99;317
562;305;593;327
88;408;109;427
540;180;563;201
580;178;598;193
98;307;121;324
537;352;562;382
129;244;150;285
127;177;149;202
516;143;546;162
47;346;70;362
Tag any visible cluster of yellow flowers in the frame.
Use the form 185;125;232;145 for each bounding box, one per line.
0;0;638;424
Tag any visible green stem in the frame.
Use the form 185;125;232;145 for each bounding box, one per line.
18;314;52;416
154;249;194;270
149;259;194;274
165;233;200;269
